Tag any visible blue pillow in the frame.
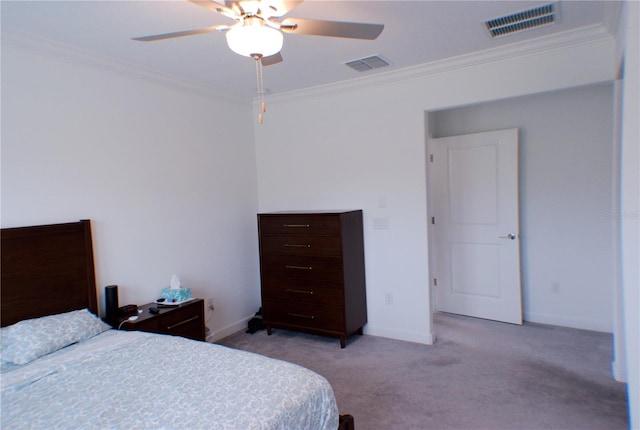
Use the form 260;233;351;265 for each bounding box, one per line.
1;309;110;365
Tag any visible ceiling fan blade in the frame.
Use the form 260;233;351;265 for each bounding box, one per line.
280;17;384;40
131;25;228;42
187;0;239;20
261;52;283;66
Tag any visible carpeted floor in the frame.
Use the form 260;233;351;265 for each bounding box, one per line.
217;312;628;430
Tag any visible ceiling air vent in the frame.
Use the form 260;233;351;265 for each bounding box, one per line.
485;3;557;38
345;55;390;72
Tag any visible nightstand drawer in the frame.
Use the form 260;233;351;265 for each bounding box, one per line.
260;235;341;257
259;215;341;236
162;313;203;340
261;255;343;282
160;301;205;341
132;318;160;334
261;276;344;306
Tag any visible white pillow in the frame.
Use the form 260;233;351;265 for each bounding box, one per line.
1;308;110;365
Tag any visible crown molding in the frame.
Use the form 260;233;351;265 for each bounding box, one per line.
1;29;249;106
3;22;616;108
263;23;616;105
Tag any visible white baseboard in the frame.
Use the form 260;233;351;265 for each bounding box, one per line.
207;315;253;343
208;319;436;346
364;326;435;345
612;359;628;382
524;312;613;333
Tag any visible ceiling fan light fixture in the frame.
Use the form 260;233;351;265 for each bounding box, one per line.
225;17;283;58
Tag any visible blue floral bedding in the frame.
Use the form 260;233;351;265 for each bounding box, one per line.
1;330;338;429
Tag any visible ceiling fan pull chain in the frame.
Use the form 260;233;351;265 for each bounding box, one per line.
255;56;267;124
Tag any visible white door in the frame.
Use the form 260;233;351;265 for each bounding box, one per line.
430;129;522;325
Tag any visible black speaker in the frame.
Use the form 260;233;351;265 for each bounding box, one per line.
105;285;119;322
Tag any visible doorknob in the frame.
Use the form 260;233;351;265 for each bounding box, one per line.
500;233;516;240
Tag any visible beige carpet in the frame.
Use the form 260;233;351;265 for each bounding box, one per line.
218;312;628;430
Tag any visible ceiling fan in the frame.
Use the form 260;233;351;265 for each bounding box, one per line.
133;0;384;63
132;0;384;122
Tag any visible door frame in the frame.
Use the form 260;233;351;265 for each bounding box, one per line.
429;128;522;324
424;82;624;379
425;114;525;333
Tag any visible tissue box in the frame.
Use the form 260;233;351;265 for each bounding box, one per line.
160;288;192;303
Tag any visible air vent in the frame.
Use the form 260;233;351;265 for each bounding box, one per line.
485;3;557;38
345;55;390;72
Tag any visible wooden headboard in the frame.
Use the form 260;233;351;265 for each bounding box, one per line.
1;220;98;327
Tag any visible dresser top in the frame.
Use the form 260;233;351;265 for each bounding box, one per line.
258;210;362;215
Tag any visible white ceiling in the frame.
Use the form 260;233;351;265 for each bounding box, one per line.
1;1;621;100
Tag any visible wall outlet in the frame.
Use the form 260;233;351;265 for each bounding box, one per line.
385;292;394;305
373;217;390;230
205;297;215;311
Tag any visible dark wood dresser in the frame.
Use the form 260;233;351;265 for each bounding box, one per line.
258;210;367;348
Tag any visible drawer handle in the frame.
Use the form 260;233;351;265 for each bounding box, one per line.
285;265;313;270
284;244;312;248
166;315;200;330
283;224;310;228
286;289;314;295
288;312;315;320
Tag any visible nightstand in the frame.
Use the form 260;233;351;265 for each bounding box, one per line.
114;299;205;341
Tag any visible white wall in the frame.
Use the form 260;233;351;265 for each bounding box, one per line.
1;45;260;341
254;32;619;344
255;88;432;344
431;84;616;332
619;1;639;428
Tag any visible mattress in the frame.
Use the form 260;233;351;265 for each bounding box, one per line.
1;330;338;430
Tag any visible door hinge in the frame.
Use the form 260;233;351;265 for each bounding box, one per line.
433;278;437;286
430;154;434;162
431;216;435;225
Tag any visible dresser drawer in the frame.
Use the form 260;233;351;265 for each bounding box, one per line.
261;255;343;282
259;215;341;236
260;235;341;257
263;299;344;332
261;276;344;306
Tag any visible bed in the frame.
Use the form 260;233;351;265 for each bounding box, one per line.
1;220;354;430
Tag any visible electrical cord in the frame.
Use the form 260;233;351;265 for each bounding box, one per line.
117;315;138;330
206;302;214;325
205;301;215;340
